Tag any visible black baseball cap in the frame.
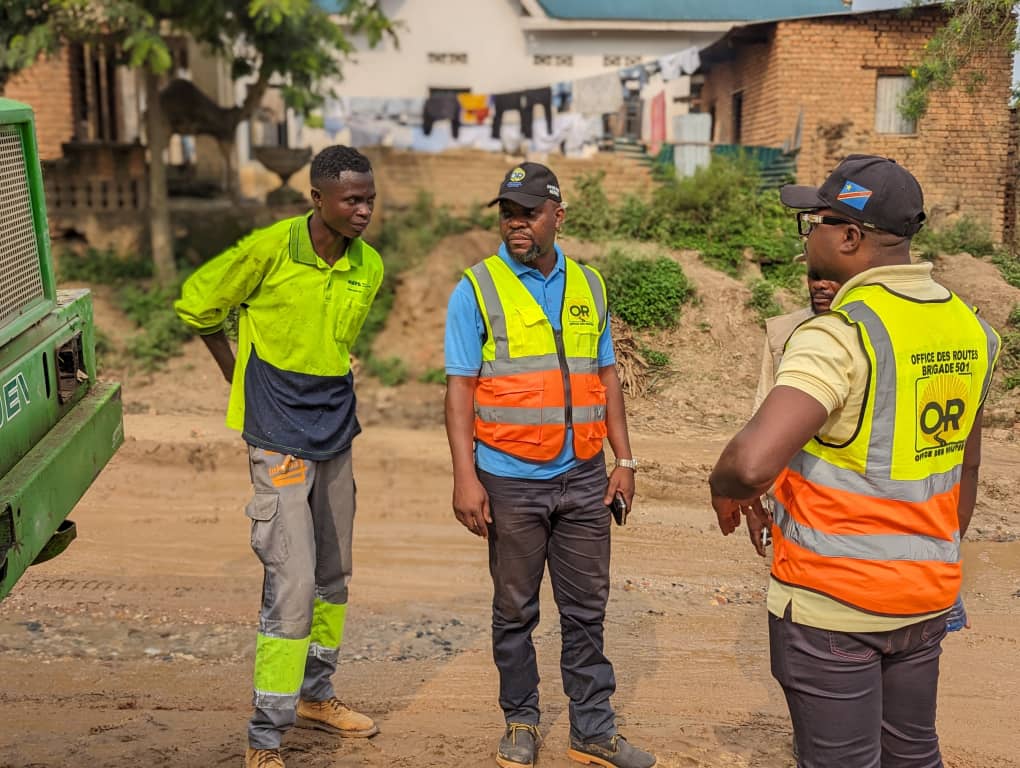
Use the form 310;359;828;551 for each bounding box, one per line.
488;162;562;208
780;154;926;237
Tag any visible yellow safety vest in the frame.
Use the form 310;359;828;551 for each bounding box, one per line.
465;255;608;462
773;284;1001;615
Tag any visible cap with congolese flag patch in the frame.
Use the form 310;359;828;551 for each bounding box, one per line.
779;154;926;237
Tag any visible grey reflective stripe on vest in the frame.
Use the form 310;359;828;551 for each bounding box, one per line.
977;314;1001;402
788;451;961;501
773;502;961;562
579;264;608;332
469;261;509;360
481;354;598;378
476;404;605;426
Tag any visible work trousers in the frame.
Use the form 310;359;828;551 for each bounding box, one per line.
770;606;947;768
480;456;617;743
246;446;356;750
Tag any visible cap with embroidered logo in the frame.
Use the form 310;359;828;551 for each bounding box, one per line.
780;154;926;237
488;162;562;208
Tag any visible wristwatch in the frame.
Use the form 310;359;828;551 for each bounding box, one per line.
615;458;638;471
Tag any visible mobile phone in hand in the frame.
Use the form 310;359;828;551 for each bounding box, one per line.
610;493;628;526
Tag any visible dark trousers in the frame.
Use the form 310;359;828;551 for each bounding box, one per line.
522;87;554;135
480;457;617;742
770;607;947;768
491;92;524;139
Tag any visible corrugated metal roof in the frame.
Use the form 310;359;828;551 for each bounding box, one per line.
535;0;850;22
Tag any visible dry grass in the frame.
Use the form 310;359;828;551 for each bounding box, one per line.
611;315;653;396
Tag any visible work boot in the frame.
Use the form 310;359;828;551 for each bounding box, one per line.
244;748;284;768
295;697;380;737
567;734;657;768
496;723;541;768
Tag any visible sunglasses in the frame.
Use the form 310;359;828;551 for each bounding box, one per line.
797;211;861;237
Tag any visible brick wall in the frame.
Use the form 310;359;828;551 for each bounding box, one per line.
4;51;75;161
701;8;1015;240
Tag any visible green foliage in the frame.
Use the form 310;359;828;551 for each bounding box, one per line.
1001;330;1020;390
747;279;783;325
913;217;999;260
1008;304;1020;328
57;249;152;284
419;367;447;384
901;0;1017;121
116;282;192;370
564;171;613;241
598;249;693;329
0;2;58;92
364;356;408;387
570;155;801;283
639;347;671;367
991;250;1020;289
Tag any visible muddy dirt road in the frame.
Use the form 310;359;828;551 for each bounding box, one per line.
1;407;1019;767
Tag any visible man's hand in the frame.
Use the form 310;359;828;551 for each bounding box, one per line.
744;497;773;557
712;493;764;536
604;466;635;510
452;473;492;539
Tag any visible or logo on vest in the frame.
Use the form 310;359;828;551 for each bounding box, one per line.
565;298;595;327
913;363;973;459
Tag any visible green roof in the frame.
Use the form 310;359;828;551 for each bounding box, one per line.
535;0;850;22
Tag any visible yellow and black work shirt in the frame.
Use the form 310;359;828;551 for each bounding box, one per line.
175;213;383;460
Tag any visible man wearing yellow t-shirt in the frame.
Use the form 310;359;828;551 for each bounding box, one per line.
176;146;383;768
709;155;1000;767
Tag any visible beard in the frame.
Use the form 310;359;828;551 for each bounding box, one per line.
509;243;542;264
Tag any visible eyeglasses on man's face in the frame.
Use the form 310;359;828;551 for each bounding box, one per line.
797;211;859;237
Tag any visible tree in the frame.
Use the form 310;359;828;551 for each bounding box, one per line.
902;0;1018;121
51;0;397;285
0;1;59;95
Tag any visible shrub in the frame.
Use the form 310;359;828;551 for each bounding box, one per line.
640;346;671;367
1008;304;1020;329
57;248;152;283
913;217;999;261
992;251;1020;289
364;355;408;387
564;156;802;283
564;171;613;241
116;283;192;370
599;249;693;329
419;367;447;384
747;280;783;325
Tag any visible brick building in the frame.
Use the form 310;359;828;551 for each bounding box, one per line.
696;6;1016;241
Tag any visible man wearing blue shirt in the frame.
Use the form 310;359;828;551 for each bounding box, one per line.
444;163;656;768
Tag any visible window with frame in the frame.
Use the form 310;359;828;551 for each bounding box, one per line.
533;54;574;66
875;75;916;134
603;54;642;67
427;52;468;65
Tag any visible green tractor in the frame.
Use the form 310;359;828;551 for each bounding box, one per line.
0;98;124;600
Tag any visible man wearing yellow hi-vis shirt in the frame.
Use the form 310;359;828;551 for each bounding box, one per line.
175;146;382;768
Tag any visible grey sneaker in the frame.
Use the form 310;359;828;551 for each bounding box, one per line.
496;723;541;768
567;734;657;768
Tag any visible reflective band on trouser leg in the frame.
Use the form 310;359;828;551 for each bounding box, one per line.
253;633;310;708
308;599;347;663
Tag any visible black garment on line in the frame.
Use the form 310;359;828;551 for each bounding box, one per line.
423;94;461;138
522;87;553;135
491;91;524;139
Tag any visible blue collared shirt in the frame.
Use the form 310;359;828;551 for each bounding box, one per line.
444;243;615;479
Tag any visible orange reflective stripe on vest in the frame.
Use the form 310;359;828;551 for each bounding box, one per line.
772;287;1000;616
466;255;608;463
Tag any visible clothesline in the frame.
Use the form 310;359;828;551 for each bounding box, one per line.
313;45;701;155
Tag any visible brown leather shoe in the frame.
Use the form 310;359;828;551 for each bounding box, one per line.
244;748;284;768
295;698;380;738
